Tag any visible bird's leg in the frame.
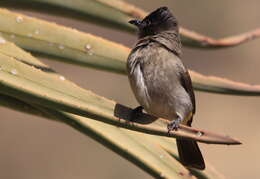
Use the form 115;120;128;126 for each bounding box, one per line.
167;115;183;132
130;106;144;122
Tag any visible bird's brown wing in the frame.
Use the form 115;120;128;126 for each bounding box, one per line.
180;70;196;114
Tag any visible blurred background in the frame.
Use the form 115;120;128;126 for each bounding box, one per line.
1;0;260;178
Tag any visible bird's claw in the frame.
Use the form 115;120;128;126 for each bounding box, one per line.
167;118;181;133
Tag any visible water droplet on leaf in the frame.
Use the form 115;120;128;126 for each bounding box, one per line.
34;30;40;35
16;16;24;23
84;44;94;55
27;33;32;38
85;44;91;50
0;38;6;44
10;69;17;75
58;45;64;49
59;76;65;81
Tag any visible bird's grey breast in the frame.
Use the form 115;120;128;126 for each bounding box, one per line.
127;43;193;120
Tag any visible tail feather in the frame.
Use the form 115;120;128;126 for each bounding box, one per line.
176;139;205;170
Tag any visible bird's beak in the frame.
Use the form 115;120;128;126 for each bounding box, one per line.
128;20;142;27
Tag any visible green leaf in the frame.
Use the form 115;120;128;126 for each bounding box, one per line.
0;39;241;145
0;8;127;74
0;0;136;33
0;42;220;179
0;9;259;96
0;38;238;177
190;70;260;96
42;109;192;179
1;0;259;48
0;96;192;179
143;130;226;179
0;94;224;178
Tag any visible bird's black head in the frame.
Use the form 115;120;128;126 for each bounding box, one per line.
129;7;178;38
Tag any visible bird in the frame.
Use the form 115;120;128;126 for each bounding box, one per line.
127;6;205;170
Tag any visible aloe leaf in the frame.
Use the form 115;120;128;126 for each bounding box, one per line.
43;109;195;179
0;8;127;74
0;9;259;96
0;94;223;178
0;96;192;178
143;132;226;179
0;9;260;96
190;70;260;96
0;48;191;179
0;55;197;178
0;0;136;33
0;42;241;145
1;0;259;48
0;39;228;177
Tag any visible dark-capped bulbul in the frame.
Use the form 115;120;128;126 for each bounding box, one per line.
127;7;205;170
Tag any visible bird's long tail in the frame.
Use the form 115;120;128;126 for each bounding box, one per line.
176;139;205;170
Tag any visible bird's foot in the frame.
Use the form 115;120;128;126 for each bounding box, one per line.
167;117;182;133
130;106;143;122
